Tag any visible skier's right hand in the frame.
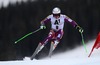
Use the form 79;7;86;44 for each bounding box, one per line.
40;25;46;29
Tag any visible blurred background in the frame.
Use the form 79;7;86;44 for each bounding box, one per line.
0;0;100;61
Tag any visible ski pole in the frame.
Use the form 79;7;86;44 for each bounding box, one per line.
15;28;41;44
80;32;88;53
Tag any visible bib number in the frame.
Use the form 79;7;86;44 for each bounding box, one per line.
54;19;60;29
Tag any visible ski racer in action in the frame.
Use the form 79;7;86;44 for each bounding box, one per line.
31;7;83;60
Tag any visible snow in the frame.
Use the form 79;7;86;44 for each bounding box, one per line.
0;0;100;65
0;0;34;8
0;40;100;65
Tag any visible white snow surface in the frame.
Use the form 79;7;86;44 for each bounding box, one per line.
0;0;35;8
0;40;100;65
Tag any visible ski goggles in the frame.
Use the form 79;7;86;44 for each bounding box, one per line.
53;14;60;17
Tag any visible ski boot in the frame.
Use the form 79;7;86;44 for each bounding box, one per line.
48;40;59;57
31;43;44;60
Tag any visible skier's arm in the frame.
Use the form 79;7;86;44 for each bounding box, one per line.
64;15;83;33
41;18;51;25
64;15;77;27
40;16;51;29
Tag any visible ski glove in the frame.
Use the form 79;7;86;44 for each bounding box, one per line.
76;25;83;33
40;25;46;29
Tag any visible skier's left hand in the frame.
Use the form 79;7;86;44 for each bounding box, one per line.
40;25;46;29
76;25;83;33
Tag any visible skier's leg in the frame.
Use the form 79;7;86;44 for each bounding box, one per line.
48;40;59;57
31;30;54;60
48;30;63;57
53;40;59;50
52;30;64;51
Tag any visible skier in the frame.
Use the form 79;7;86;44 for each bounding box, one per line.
31;7;83;60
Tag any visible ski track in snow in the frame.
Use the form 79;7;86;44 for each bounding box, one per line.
0;40;100;65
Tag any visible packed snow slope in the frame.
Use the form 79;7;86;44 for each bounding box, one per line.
0;40;100;65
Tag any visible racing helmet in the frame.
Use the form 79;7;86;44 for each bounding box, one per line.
52;7;61;14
